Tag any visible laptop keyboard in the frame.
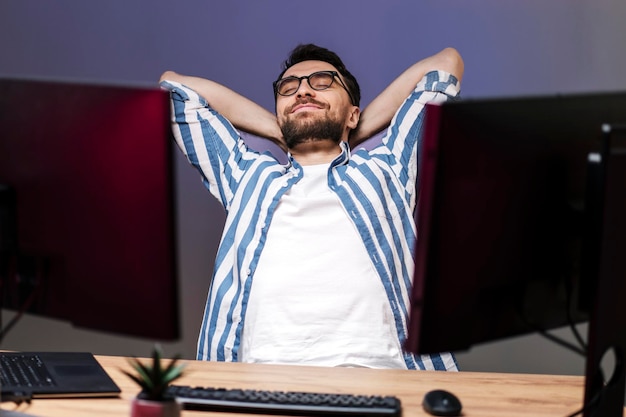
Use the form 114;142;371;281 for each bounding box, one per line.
167;384;402;416
0;354;56;388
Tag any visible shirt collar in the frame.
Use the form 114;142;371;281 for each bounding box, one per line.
285;141;351;171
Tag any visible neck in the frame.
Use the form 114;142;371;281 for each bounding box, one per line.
289;139;344;166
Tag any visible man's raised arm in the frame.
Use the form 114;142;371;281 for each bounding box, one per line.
349;47;464;148
160;71;286;151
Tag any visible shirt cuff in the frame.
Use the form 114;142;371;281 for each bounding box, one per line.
159;80;210;107
417;70;461;98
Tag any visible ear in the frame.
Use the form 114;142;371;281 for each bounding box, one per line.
346;105;361;130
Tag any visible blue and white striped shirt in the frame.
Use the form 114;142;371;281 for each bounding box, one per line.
161;70;460;371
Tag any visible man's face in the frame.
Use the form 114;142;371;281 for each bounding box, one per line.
275;60;358;148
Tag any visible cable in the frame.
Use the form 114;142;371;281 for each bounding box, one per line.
516;273;613;417
534;328;586;357
565;388;601;417
0;391;32;405
517;300;587;357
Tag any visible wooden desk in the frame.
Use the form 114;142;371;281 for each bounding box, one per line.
1;355;589;417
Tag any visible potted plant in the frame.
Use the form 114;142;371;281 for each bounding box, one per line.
121;345;187;417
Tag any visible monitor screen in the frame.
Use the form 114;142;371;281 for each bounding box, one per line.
406;91;626;355
0;77;179;341
405;92;626;416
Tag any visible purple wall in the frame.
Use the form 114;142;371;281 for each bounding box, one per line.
3;1;625;103
1;0;625;374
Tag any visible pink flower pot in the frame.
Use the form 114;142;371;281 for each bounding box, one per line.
130;398;181;417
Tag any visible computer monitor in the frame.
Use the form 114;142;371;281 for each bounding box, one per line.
0;77;179;341
406;92;626;417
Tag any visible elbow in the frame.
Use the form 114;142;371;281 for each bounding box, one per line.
159;70;179;84
439;47;464;83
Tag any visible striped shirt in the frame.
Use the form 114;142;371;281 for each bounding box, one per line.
161;70;461;370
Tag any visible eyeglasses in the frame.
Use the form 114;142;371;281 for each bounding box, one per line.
273;70;356;106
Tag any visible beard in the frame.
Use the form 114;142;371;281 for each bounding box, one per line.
280;98;345;148
281;117;344;148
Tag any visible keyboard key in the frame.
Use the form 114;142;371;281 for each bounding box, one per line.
0;355;55;388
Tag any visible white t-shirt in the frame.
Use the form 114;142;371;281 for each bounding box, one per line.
240;163;407;369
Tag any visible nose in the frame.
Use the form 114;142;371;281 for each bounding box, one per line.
296;79;315;100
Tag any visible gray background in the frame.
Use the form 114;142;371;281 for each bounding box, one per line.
1;0;625;376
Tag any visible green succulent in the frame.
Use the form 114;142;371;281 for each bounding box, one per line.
122;345;186;402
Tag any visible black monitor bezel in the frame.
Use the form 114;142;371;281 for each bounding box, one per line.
0;77;180;341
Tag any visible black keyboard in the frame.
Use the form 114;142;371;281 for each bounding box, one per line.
166;385;402;416
0;354;56;388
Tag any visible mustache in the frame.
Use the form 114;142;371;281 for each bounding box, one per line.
285;97;329;114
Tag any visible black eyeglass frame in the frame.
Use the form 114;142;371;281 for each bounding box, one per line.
273;70;357;106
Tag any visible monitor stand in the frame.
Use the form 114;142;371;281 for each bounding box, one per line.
0;185;46;343
582;124;626;417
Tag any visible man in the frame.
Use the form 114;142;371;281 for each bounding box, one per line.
160;44;464;370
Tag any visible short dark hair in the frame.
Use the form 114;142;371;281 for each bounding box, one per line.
275;44;361;107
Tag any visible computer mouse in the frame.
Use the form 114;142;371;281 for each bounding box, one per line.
422;389;462;416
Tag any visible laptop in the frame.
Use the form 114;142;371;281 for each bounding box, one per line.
0;352;121;401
